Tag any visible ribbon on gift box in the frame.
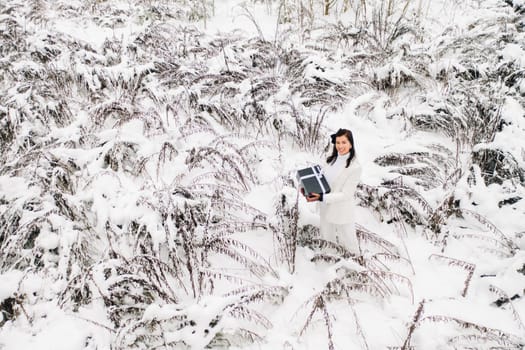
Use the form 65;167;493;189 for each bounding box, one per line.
299;165;328;194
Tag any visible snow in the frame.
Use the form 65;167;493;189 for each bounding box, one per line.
500;43;525;68
0;272;23;301
1;0;525;349
0;306;112;350
203;0;278;38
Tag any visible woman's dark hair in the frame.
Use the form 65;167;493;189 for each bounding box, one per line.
326;128;355;168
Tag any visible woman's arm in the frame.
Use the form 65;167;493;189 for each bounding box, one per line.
322;164;362;204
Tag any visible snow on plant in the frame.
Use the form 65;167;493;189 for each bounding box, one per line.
1;0;525;349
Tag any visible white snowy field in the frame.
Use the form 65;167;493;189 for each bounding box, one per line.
0;0;525;349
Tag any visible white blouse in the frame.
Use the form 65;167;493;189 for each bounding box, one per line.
323;153;350;188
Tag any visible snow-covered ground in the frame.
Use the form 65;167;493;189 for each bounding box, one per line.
1;0;524;349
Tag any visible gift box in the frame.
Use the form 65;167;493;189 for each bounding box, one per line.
297;165;331;196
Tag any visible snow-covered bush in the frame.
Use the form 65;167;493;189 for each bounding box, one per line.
1;0;525;349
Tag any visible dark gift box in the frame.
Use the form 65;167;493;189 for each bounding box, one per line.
297;165;331;196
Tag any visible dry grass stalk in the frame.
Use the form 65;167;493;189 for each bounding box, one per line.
389;209;416;274
371;252;414;272
366;269;414;304
401;299;425;350
488;285;525;333
420;314;524;344
428;254;475;297
460;209;518;254
299;295;335;350
356;225;399;255
306;238;353;257
271;192;300;273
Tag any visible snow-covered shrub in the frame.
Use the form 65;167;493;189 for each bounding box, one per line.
472;147;525;186
271;189;299;272
1;0;525;349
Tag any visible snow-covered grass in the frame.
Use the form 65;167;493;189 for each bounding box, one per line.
1;0;525;349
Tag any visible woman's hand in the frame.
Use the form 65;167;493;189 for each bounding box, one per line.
306;192;321;202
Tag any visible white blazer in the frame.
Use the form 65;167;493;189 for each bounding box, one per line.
320;157;362;225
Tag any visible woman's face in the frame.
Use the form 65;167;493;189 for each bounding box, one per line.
335;135;352;155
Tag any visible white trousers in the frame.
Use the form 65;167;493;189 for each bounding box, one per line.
320;219;360;256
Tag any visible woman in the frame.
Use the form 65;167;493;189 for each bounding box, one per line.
303;128;362;256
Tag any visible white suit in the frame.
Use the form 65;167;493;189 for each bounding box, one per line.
320;157;362;254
